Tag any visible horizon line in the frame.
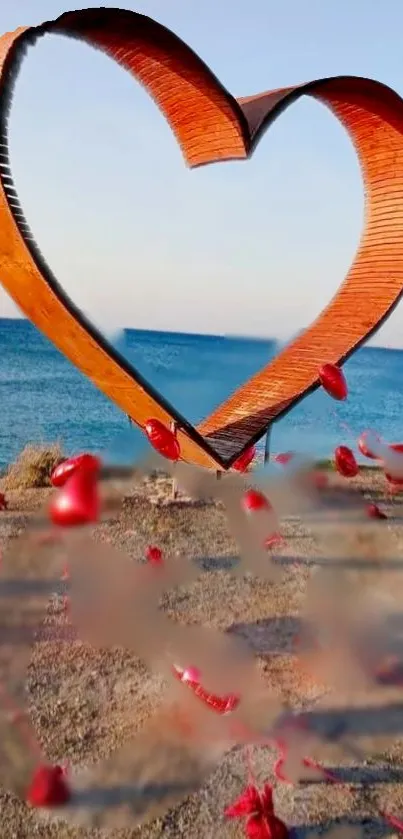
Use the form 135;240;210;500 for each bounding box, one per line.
0;314;400;353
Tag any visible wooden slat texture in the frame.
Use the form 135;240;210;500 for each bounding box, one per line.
198;79;403;460
0;11;402;469
0;11;247;471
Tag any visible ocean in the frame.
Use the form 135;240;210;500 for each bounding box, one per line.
0;317;401;470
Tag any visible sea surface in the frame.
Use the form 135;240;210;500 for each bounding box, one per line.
0;317;401;470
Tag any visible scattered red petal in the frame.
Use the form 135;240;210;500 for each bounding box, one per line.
385;472;403;487
146;545;163;565
26;764;71;808
49;469;99;527
358;430;381;460
260;784;274;812
50;453;100;488
318;363;348;401
273;755;287;783
246;814;270;839
243;489;271;512
173;665;239;714
233;446;256;473
390;443;403;454
366;503;387;520
334;445;359;478
225;782;289;839
192;682;240;714
145;418;181;461
273;452;294;466
173;664;201;684
383;443;403;485
247;813;288;839
225;785;261;818
264;532;283;550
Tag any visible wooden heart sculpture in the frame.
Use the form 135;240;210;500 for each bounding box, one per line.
1;8;403;470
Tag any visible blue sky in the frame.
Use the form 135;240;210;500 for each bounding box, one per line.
1;0;403;345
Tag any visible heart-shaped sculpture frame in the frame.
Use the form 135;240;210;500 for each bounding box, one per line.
1;8;403;470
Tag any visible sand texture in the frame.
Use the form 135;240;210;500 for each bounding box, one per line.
0;468;402;838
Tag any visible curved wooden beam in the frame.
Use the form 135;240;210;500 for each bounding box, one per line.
0;11;247;471
0;9;402;468
199;77;403;461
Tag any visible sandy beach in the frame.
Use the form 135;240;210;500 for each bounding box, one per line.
0;465;403;838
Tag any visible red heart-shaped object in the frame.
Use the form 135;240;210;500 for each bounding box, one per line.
1;9;403;470
334;445;359;478
145;419;181;461
49;467;100;527
50;453;100;487
318;363;348;401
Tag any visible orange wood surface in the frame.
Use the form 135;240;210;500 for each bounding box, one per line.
199;79;403;459
0;10;402;469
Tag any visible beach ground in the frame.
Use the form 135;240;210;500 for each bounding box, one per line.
0;467;403;838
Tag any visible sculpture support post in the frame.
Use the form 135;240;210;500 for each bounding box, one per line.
264;428;271;465
171;421;179;500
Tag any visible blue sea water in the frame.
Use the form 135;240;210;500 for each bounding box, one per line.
0;317;401;470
